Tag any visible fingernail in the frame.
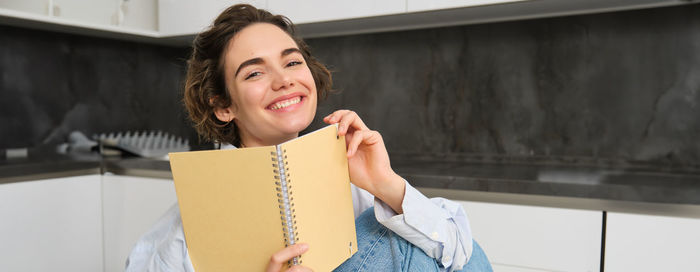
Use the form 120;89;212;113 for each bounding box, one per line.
300;243;309;251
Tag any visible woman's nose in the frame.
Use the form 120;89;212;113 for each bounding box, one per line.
270;69;293;91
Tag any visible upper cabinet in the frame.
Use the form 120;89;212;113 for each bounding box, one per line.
0;0;156;30
266;0;405;24
0;0;696;46
158;0;266;37
0;0;158;42
406;0;528;12
295;0;694;38
2;0;45;15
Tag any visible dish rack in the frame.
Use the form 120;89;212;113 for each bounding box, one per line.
93;131;190;159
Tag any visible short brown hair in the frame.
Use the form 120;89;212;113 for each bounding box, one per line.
183;4;332;146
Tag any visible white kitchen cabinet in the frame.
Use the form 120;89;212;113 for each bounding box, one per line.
604;212;700;272
57;0;157;31
117;0;159;31
407;0;529;13
1;0;46;15
52;0;123;27
266;0;405;24
158;0;266;36
457;200;602;272
0;175;103;272
0;0;157;31
102;174;178;272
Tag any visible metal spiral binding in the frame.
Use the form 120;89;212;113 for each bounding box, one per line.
272;145;301;266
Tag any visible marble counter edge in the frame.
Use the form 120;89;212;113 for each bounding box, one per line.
2;159;700;218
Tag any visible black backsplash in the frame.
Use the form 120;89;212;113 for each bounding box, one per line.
0;25;198;149
2;4;700;167
307;4;700;167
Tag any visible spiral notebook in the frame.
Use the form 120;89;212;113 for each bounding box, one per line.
169;125;358;271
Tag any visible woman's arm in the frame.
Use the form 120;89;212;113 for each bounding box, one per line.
324;110;473;271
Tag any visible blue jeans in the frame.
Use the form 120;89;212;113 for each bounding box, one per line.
334;208;493;272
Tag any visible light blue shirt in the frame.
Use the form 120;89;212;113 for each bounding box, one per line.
126;145;473;271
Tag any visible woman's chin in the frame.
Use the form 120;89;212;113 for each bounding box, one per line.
277;112;315;133
281;120;312;135
266;116;309;137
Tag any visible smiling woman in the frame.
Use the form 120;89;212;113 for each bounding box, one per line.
126;4;492;272
182;6;331;148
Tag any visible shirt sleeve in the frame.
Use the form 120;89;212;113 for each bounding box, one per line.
350;183;375;219
373;180;473;272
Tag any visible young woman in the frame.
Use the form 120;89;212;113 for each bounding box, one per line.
126;4;492;272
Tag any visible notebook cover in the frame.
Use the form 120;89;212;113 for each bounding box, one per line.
169;125;357;271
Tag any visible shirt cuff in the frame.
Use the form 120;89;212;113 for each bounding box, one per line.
373;181;450;243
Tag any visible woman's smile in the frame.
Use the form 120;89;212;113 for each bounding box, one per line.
267;93;305;112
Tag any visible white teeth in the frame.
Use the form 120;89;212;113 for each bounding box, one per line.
270;97;301;110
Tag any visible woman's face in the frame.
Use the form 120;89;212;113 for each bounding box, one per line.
218;23;317;147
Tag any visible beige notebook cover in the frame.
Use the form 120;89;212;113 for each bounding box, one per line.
169;125;358;271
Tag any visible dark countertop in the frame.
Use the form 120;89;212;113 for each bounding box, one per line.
3;151;700;216
392;156;700;206
0;155;173;183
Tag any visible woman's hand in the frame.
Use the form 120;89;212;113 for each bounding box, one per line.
265;243;312;272
323;110;406;214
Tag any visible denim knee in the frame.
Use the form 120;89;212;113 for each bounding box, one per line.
335;208;440;272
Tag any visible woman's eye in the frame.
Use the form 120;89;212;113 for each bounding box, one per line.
244;71;261;80
286;60;303;67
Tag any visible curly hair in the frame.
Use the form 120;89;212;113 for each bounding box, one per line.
183;4;332;146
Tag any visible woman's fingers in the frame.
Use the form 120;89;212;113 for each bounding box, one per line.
323;110;368;136
347;130;382;157
265;243;309;272
322;109;348;124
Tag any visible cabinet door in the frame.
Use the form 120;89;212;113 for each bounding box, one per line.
1;0;46;15
407;0;529;13
102;175;178;272
52;0;115;26
605;212;700;272
458;201;602;272
267;0;405;24
0;175;103;272
158;0;266;36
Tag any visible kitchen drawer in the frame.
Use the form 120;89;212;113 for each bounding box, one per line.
458;200;602;272
605;212;700;272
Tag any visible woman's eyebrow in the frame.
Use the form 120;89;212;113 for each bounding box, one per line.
234;57;263;77
281;48;301;57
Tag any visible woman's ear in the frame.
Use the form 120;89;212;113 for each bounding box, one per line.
210;96;235;123
213;106;235;123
